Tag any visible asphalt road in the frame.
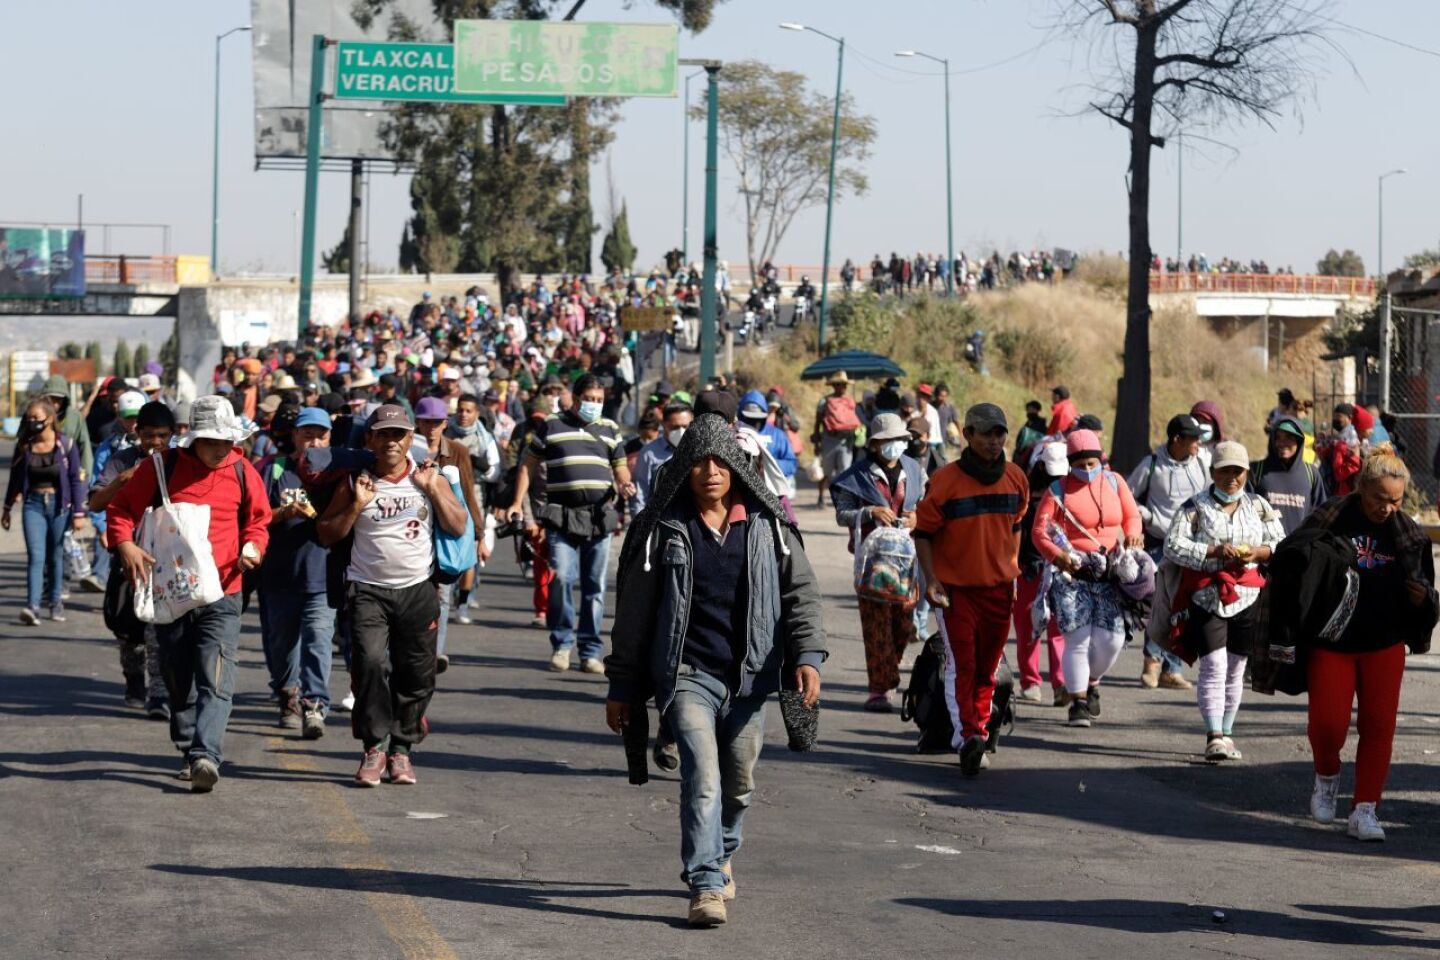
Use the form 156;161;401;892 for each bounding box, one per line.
2;501;1438;960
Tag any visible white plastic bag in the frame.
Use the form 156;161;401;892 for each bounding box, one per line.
806;458;825;484
134;452;224;624
853;512;918;605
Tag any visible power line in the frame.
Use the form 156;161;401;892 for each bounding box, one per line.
1282;0;1440;61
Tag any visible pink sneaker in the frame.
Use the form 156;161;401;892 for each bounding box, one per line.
387;752;417;785
355;748;385;787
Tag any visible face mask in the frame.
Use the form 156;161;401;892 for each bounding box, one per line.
1198;425;1214;443
879;440;907;462
577;400;602;423
1072;464;1102;483
1212;485;1242;504
550;396;561;413
1331;419;1344;431
907;439;928;459
666;428;686;448
26;418;46;432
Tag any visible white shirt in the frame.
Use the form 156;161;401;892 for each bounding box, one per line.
347;460;434;589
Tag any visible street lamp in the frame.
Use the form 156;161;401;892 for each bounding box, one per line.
212;24;252;278
1378;168;1406;280
896;50;954;297
780;21;844;354
682;69;705;265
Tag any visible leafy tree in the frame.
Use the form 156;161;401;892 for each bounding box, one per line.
85;341;103;373
112;340;133;380
322;223;354;274
1316;248;1364;277
133;343;151;374
601;202;637;274
1404;244;1440;270
695;61;877;281
1058;0;1333;471
158;324;178;383
57;342;82;360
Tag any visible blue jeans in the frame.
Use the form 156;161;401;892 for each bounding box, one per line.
546;528;610;661
436;582;452;657
1144;545;1185;674
156;593;242;764
262;588;334;706
22;492;66;610
667;666;768;893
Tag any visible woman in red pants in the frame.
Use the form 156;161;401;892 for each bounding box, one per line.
1297;445;1437;842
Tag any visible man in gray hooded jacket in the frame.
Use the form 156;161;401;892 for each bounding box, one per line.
1127;413;1208;690
605;413;826;928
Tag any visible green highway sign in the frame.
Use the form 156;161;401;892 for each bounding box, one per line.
333;41;565;105
453;21;678;98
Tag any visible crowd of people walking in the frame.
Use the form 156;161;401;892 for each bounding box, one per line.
7;274;1435;924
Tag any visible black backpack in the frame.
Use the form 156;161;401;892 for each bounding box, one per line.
901;632;1016;754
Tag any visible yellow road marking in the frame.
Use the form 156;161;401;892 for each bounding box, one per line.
269;738;459;960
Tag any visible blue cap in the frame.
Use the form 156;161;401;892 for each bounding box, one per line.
294;407;332;431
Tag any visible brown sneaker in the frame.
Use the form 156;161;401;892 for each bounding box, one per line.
720;862;736;902
1159;672;1193;690
355;748;385;787
687;890;727;927
278;687;302;729
387;752;417;785
1140;657;1161;689
1052;688;1071;708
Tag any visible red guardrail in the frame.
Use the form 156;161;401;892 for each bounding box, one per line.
85;255;178;284
1149;272;1376;297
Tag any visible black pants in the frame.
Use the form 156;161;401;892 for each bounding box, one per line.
350;580;440;750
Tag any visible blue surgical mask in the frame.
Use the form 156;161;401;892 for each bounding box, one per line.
879;440;907;462
1072;464;1101;483
1212;485;1242;504
577;400;602;423
1198;424;1214;443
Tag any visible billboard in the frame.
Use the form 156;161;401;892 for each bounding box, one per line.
250;0;441;160
0;228;86;300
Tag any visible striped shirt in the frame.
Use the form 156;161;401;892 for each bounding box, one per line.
1164;488;1285;617
527;411;625;506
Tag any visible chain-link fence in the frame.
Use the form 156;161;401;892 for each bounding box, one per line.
1381;297;1440;501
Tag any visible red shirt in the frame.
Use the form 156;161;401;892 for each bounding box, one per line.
106;447;272;595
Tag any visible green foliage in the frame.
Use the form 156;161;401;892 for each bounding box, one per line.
159;324;178;383
112;340;133;380
323;222;353;274
696;60;877;278
600;202;637;274
1323;299;1380;358
133;343;150;375
1404;244;1440;270
57;342;82;360
85;341;103;373
1316;248;1365;277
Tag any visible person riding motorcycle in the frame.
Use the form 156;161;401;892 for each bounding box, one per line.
794;276;817;302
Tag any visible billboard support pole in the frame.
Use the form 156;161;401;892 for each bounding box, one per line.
348;158;363;325
298;34;328;337
692;60;721;386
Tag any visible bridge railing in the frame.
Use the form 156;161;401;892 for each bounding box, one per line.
1149;272;1376;297
85;255;179;285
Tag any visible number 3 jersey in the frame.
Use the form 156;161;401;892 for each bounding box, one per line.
347;462;434;589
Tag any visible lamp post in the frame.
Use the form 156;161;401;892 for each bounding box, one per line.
211;24;252;277
682;69;704;265
1378;168;1406;280
780;22;843;354
896;50;953;296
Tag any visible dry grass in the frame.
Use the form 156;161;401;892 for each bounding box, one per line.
723;272;1288;459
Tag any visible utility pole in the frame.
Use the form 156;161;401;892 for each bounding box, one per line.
682;59;723;386
297;34;329;336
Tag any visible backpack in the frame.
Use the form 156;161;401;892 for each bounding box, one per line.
821;395;860;433
900;632;1016;754
900;633;954;753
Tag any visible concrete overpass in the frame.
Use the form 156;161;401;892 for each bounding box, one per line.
1150;272;1376;370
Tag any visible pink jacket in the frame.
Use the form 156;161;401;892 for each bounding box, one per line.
1031;471;1141;561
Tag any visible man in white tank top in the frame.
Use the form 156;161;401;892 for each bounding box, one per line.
317;404;468;787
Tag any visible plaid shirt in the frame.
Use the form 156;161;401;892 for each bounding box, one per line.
1165;489;1285;617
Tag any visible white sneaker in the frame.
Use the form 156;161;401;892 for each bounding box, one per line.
581;657;605;675
338;693;356;713
1347;802;1385;842
1310;774;1340;823
454;609;473;625
549;649;572;672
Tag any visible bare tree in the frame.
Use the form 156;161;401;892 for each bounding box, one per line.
1060;0;1335;470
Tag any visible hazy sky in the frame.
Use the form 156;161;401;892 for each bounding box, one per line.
4;0;1437;278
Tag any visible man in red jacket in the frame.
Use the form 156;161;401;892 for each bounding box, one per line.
108;396;271;793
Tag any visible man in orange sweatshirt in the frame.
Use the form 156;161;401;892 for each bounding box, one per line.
108;396;272;793
914;403;1029;776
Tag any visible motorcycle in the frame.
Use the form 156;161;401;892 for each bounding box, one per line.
792;295;811;326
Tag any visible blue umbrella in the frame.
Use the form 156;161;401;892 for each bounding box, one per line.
800;350;906;381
